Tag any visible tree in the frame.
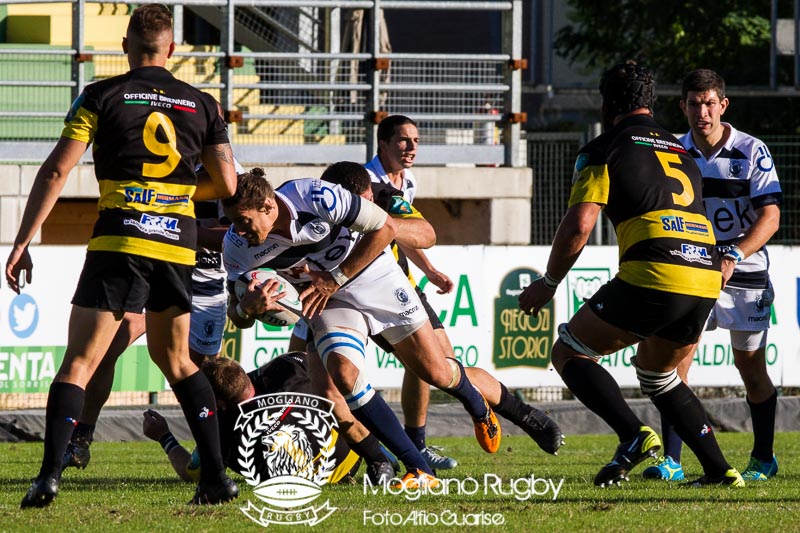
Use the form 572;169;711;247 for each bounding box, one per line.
554;0;773;85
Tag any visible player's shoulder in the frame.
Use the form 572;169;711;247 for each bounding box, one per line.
728;125;769;156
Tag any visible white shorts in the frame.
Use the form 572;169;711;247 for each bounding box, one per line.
189;294;227;356
707;283;773;334
309;254;428;341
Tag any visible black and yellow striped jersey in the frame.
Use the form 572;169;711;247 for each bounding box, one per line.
62;66;229;265
568;114;720;298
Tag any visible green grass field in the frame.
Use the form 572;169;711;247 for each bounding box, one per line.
3;432;800;532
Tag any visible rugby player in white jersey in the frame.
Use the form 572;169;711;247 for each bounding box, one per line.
222;167;502;488
364;115;461;470
645;69;782;482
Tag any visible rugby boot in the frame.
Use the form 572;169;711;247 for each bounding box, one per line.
61;437;92;472
594;425;661;487
391;469;440;490
421;445;458;470
366;459;396;486
642;455;685;481
741;455;778;481
473;396;501;453
190;474;239;505
20;475;59;509
685;468;745;487
516;405;565;455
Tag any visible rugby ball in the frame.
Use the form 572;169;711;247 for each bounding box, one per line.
234;268;302;326
253;475;322;508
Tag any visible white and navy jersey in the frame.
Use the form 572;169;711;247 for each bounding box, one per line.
193;200;226;298
365;154;417;204
224;178;371;285
680;124;782;289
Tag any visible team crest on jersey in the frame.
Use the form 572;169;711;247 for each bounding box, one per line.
308;221;327;235
729;160;743;177
394;287;410;304
236;393;338;527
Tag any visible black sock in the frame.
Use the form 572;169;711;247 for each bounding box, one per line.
660;412;683;462
39;382;85;479
72;422;95;444
560;358;641;441
443;359;488;419
651;382;729;478
404;425;426;451
172;371;225;484
493;383;529;424
349;433;388;464
748;389;777;462
351;395;432;475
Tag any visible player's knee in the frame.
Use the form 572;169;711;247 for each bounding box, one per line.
555;323;602;361
632;358;681;397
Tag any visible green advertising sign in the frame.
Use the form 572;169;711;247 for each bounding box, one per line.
0;345;164;393
493;268;554;369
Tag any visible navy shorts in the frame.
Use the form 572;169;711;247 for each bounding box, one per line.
72;250;193;313
586;277;716;345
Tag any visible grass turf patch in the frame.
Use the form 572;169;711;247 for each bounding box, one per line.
3;432;800;532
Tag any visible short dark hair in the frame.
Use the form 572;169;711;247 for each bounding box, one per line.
221;167;273;211
599;60;655;118
127;4;173;55
320;162;371;195
201;357;251;409
681;69;726;101
377;115;417;144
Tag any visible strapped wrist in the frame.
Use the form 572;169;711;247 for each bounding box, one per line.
330;265;349;286
723;245;744;264
235;302;251;320
541;272;561;289
158;432;180;454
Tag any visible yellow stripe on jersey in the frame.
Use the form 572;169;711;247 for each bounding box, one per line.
88;235;196;265
618;261;721;299
61;106;98;145
97;180;196;216
568;164;610;207
616;209;717;256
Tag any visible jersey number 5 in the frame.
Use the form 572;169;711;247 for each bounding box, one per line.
142;112;181;178
655;151;694;207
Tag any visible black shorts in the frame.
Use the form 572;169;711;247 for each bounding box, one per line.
586;277;715;345
72;250;193;313
370;285;443;353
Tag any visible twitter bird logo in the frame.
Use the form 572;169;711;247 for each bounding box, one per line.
10;293;38;339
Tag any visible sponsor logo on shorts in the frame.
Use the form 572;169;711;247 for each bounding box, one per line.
398;305;419;317
748;315;770;322
124;214;181;240
394;288;410;305
669;244;712;265
660;215;709;236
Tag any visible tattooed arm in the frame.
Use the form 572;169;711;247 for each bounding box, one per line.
195;143;237;201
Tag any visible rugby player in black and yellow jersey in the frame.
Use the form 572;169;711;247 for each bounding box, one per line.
7;4;238;508
518;61;744;488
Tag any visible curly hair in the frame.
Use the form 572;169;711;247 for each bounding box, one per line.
221;167;274;212
599;60;655;118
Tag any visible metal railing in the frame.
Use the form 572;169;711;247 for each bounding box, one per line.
0;0;524;165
